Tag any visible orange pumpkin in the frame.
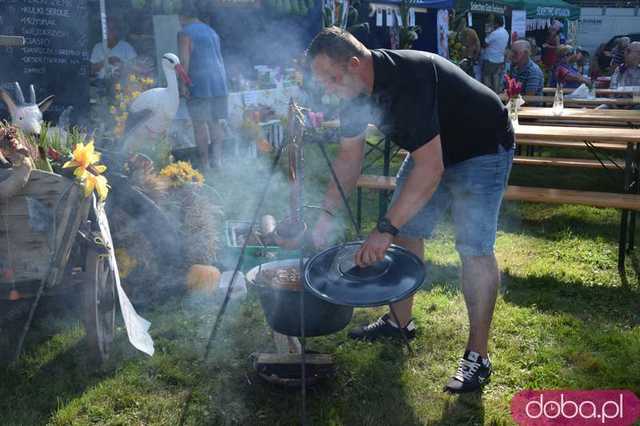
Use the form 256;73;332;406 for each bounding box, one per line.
9;289;21;301
256;138;272;153
186;265;221;294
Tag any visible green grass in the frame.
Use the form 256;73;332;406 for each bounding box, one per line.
1;145;639;425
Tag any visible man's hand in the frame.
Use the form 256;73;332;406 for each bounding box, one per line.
179;84;190;99
311;213;335;249
355;230;393;267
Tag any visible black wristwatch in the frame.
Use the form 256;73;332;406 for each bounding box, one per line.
376;217;399;236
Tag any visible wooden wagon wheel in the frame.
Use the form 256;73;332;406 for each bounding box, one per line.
83;244;116;364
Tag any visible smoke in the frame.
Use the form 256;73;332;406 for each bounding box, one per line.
0;0;369;374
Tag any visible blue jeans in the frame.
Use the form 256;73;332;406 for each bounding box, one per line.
391;145;514;257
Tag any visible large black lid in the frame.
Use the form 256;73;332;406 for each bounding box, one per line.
303;242;425;307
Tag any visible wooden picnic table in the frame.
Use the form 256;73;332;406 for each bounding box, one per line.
542;87;637;97
521;95;638;107
514;124;640;274
501;94;639;107
518;107;640;127
515;124;640;145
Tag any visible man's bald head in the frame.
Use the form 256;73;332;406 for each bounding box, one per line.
512;40;531;68
512;40;531;54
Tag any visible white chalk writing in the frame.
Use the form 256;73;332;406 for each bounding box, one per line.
25;37;52;47
24;0;73;7
23;27;67;38
20;16;56;26
24;67;46;75
21;7;71;18
23;56;69;64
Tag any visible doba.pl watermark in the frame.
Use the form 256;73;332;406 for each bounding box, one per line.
511;390;640;425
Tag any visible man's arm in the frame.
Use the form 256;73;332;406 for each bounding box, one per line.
177;33;191;73
609;67;621;90
177;33;192;97
385;135;444;230
90;44;104;76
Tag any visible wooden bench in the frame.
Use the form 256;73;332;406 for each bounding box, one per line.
355;174;640;274
516;139;628;151
379;150;624;170
357;175;639;209
512;156;623;170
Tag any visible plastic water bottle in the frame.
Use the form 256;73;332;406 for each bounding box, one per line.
552;83;564;116
583;63;590;80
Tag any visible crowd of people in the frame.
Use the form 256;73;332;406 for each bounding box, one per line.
457;18;640;100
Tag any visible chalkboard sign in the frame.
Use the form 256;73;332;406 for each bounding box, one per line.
0;0;90;126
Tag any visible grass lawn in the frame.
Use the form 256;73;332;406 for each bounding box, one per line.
0;144;639;425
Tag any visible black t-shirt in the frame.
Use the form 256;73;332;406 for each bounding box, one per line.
340;49;514;167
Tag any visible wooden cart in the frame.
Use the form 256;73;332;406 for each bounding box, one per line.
0;169;116;364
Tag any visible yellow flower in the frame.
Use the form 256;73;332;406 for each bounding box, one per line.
84;173;109;201
160;161;205;187
62;141;109;201
131;91;141;99
63;141;101;172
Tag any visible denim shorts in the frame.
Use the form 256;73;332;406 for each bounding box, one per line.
391;145;514;257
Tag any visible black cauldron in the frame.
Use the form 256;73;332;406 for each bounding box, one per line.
246;259;353;337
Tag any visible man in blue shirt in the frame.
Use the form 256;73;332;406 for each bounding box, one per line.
178;3;228;169
510;40;544;96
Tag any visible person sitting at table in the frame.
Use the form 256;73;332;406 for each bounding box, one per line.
509;40;544;96
549;45;591;89
610;41;640;89
597;41;640;110
610;37;631;70
526;37;541;63
461;27;482;80
90;18;137;81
